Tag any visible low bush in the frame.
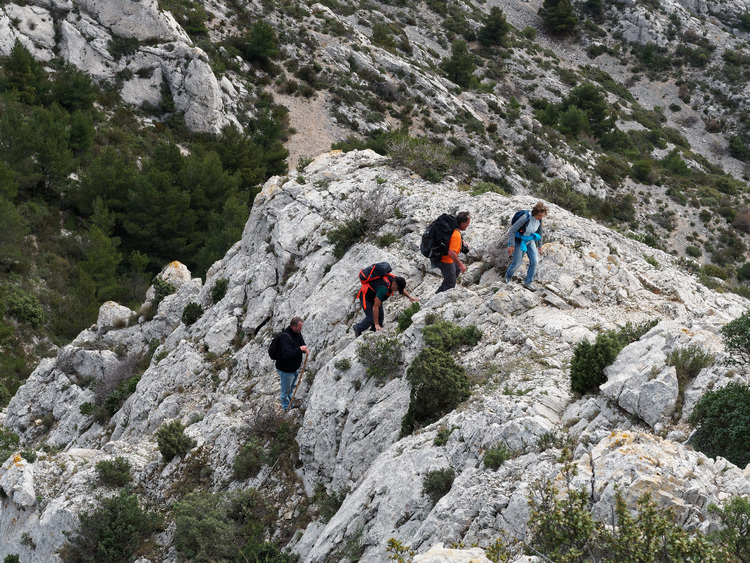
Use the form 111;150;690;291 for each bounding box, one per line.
421;320;482;351
181;302;203;326
62;490;161;563
326;217;367;258
570;320;657;394
708;496;750;562
397;301;421;332
422;468;455;506
689;381;750;468
356;334;402;382
386;134;455;182
528;469;725;561
156;420;196;462
668;344;715;418
334;358;352;371
211;278;229;303
95;456;132;487
233;437;267;480
313;485;347;523
0;428;19;465
483;443;511;470
173;488;293;562
5;288;44;328
401;347;470;435
0;382;10;408
569;331;620;394
721;310;750;364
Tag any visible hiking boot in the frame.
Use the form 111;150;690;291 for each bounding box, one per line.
353;326;362;338
289;399;302;409
523;283;537;292
504;276;512;284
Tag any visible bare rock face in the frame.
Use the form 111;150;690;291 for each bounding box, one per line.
0;0;231;133
1;151;749;562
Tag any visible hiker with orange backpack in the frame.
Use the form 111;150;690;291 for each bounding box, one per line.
354;262;417;337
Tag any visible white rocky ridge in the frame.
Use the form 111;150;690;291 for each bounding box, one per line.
1;149;749;561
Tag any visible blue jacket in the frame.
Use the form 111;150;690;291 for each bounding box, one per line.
508;211;543;249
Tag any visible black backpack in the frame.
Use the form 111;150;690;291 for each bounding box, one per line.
420;214;458;259
268;331;286;360
511;210;531;235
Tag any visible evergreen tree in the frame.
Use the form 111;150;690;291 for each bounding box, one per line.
80;225;122;302
29;104;75;198
442;40;476;88
0;197;27;269
50;62;97;112
0;40;49;105
561;82;615;137
539;0;578;35
478;7;510;48
241;20;280;63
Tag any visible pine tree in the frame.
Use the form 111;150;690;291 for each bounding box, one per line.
478;7;510;47
442;40;476;88
539;0;578;35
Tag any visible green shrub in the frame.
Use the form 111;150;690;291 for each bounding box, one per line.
386;134;455;182
708;496;750;562
211;278;229;303
433;426;457;446
686;245;702;258
181;302;203;326
529;470;724;561
155;420;196;462
356;334;402;382
95;456;132;487
20;450;36;463
334;358;352;371
689;381;750;468
313;485;347;523
470;180;510;196
233;437;267;480
326;217;367;258
153;276;176;301
669;345;715;417
569;331;621;394
402;347;470;435
0;427;19;465
721;310;750;365
422;468;455;506
397;301;421;332
174;489;293;562
4;555;20;563
376;233;398;247
484;443;511;470
63;490;161;563
79;402;95;415
0;382;10;408
5;288;44;328
570;321;657;395
422;320;482;351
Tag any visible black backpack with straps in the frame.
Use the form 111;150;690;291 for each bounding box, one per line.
420;214;458;259
268;331;287;360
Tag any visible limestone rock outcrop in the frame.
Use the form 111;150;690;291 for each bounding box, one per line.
1;150;748;562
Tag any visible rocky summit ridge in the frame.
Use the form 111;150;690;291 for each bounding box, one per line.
1;149;749;562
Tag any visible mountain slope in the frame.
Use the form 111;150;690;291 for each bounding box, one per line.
1;149;748;561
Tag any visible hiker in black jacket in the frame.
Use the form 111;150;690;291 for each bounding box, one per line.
275;317;309;410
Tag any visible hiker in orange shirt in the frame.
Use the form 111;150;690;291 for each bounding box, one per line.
433;211;471;293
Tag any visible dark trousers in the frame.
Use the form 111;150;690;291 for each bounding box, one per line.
433;260;460;293
356;300;384;333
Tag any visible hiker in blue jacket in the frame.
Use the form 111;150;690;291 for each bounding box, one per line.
505;202;548;291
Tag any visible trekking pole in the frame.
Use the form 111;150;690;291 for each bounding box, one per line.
286;352;309;413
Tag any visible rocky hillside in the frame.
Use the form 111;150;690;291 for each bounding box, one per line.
1;149;748;561
4;0;750;273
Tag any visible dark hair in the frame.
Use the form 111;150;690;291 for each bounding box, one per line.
290;317;303;328
531;202;548;216
456;211;471;225
394;276;406;294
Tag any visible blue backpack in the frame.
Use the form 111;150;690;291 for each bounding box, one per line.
511;210;531;235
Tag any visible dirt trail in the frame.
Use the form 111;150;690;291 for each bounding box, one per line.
275;91;346;172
